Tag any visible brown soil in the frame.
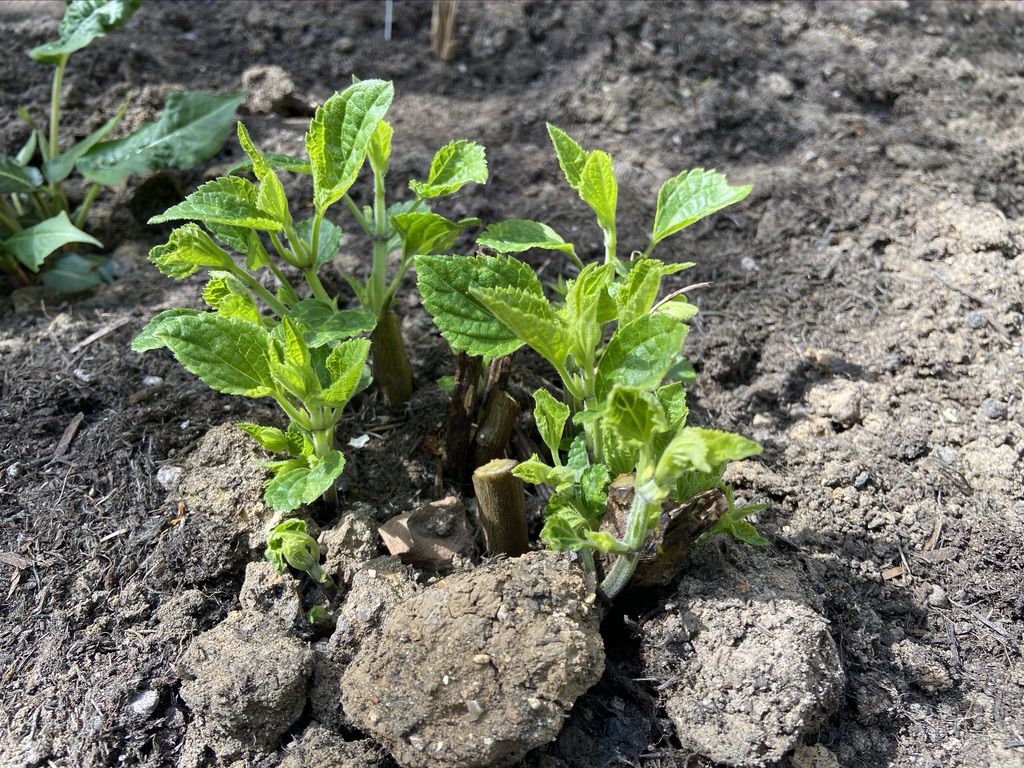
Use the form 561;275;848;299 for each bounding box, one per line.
2;2;1023;767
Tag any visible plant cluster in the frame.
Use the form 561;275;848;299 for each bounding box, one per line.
133;79;486;513
417;125;763;598
135;76;763;598
0;0;242;291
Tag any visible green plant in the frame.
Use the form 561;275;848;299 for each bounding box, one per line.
0;0;242;291
417;124;763;598
265;518;329;584
133;79;486;513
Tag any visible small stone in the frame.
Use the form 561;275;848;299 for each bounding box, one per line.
156;465;184;491
129;689;160;717
981;398;1007;420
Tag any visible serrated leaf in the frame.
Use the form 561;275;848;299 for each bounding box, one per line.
367;119;393;176
566;432;589;472
605;386;667;448
264;450;346;511
307;80;394;213
512;455;559;486
707;503;770;546
148;222;235;278
583;529;629;553
0;156;43;194
563;261;613;366
236;422;290;453
77;90;243;185
595;314;687;402
547;124;588;192
652;168;751;245
476;219;575;256
227;152;312;175
409;139;487;198
29;0;141;63
281;315;310;369
315;337;371;406
286;422;314;456
132;308;201;351
654;427;761;485
471;285;568;369
203;270;260;323
3;211;101;271
415;253;537;358
578;463;610;523
149;176;280;230
294;216;342;270
288;299;375;348
237;122;289;224
391;211;463;260
579;150;617;232
204;221;270;270
655;296;700;322
148;312;276;397
539;508;588;552
616;257;692;325
656;381;688;428
43;97;128;183
532;388;570;463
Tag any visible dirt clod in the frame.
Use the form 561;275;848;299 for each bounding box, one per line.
341;551;604;768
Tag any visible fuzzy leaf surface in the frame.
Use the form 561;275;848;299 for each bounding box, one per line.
149;222;235;278
595;314;687;402
476;219;575;256
652;168;751;244
547;124;588;192
409;139;487;198
264;451;346;512
78;91;243;185
579;150;617;231
149;176;279;230
604;386;667;448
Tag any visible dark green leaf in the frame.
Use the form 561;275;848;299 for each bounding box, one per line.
0;156;43;194
3;211;101;271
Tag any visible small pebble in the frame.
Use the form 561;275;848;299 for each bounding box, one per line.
129;689;160;717
981;398;1006;420
156;465;184;491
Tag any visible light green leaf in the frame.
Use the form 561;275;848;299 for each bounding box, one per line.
539;508;588;552
148;222;235;278
147;312;276;397
281;315;311;369
415;253;538;358
77;91;244;185
652;168;751;245
236;422;291;453
237;122;289;224
547;124;588;192
604;386;667;448
470;285;569;370
264;450;346;512
655;296;700;322
202;270;260;323
476;219;575;256
0;156;43;194
391;211;464;260
706;502;770;546
579;150;617;232
409;139;487;198
690;427;762;466
582;529;629;553
315;337;371;406
563;261;613;366
227;152;312;175
132;308;201;351
294;216;342;270
205;221;271;270
3;211;101;271
288;299;376;347
532;388;570;462
29;0;140;63
43;96;128;183
149;176;280;230
367;119;393;176
595;314;687;402
512;455;559;487
616;257;692;325
654;427;760;485
655;381;688;428
307;80;394;213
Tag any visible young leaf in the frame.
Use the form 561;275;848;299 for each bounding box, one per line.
237;122;289;225
264;450;346;512
0;156;43;194
205;221;271;270
579;150;617;232
148;176;280;231
315;337;371;406
706;502;770;546
228;152;311;175
29;0;141;63
654;427;761;485
652;168;751;245
547;124;588;193
131;308;201;351
583;530;630;553
77;91;244;185
470;285;569;370
604;386;667;448
3;212;102;271
367;119;393;176
294;217;342;270
416;253;538;358
288;299;376;347
655;296;700;322
146;312;276;397
532;388;570;463
391;211;463;260
148;222;235;278
476;219;575;257
615;257;692;325
539;508;588;552
306;80;394;213
655;381;689;428
513;455;573;489
281;315;311;370
203;271;260;323
236;423;291;453
595;314;688;402
563;261;613;366
409;139;487;198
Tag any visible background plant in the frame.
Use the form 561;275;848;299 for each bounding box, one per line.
134;79;486;514
418;124;763;598
0;0;242;291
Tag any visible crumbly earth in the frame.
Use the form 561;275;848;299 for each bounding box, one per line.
1;2;1023;767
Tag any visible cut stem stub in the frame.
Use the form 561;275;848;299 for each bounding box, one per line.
472;458;529;557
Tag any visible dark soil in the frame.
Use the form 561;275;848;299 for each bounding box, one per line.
2;2;1023;767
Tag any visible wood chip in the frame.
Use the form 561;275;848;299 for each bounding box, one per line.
914;547;958;564
0;552;33;569
882;564;906;581
54;412;85;458
68;316;132;354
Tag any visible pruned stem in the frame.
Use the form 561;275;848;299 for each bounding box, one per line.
472;458;529;557
371;309;413;407
472;388;519;467
444;351;481;484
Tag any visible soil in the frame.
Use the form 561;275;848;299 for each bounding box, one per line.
2;2;1024;767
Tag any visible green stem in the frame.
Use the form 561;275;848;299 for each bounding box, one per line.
0;199;22;233
263;258;300;307
49;55;67;159
311;419;339;513
598;474;661;600
302;267;332;303
231;266;290;317
342;194;372;234
368;167;390;314
73;183;101;229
